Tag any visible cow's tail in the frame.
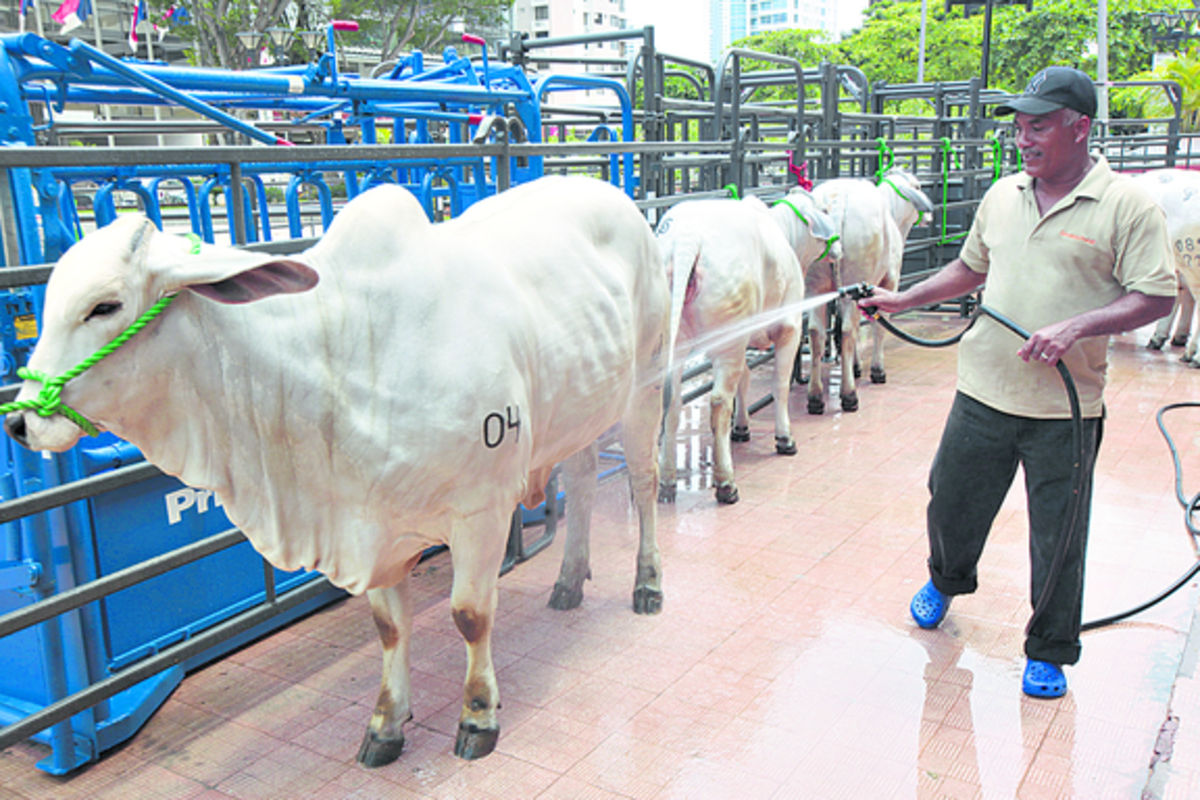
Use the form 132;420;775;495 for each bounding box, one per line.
663;232;700;384
823;187;849;288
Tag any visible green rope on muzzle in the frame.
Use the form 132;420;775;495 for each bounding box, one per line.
0;294;178;438
0;232;200;438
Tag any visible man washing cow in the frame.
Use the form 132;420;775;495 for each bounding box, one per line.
859;67;1175;697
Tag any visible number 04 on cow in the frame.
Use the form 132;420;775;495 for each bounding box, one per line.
2;175;672;767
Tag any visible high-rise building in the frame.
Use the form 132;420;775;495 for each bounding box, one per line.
509;0;631;67
709;0;849;62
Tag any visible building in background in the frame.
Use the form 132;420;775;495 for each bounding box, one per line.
508;0;630;89
709;0;852;62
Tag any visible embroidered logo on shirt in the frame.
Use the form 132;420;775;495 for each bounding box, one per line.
1060;230;1096;245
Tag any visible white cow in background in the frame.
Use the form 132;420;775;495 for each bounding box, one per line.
655;189;837;504
806;168;934;413
3;176;670;767
1134;168;1200;364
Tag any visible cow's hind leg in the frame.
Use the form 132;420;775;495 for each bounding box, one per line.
549;444;600;610
709;348;744;504
807;304;828;414
1174;286;1195;346
622;378;664;614
359;578;415;768
448;513;508;759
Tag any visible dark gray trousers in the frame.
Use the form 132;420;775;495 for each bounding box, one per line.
926;392;1103;665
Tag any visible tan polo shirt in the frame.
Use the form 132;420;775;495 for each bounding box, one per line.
957;155;1175;419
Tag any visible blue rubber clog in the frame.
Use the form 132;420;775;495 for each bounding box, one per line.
910;580;949;629
1022;659;1067;698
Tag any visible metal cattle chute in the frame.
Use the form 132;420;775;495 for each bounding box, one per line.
0;21;1194;774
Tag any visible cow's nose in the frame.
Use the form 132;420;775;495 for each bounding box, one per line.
4;412;29;448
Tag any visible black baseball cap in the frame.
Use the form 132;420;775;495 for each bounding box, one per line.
994;66;1097;118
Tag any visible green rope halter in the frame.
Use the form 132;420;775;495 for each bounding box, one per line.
986;131;1004;182
874;137;895;183
773;197;840;261
879;175;924;228
772;196;810;226
723;183;740;200
0;233;201;438
937;137;967;245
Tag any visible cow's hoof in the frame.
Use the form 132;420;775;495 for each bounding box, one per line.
454;723;499;760
841;393;859;412
547;582;583;610
775;436;797;455
633;586;663;614
1172;335;1190;347
658;483;677;503
357;730;406;768
853;363;862;379
1148;335;1166;350
731;425;750;442
807;397;825;415
870;366;887;384
715;483;739;504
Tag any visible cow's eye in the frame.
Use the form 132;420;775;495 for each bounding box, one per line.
85;302;123;322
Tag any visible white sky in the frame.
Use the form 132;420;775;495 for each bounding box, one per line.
623;0;871;63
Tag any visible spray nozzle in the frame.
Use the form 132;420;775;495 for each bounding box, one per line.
838;282;876;302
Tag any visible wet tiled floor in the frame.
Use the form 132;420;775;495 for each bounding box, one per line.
2;313;1199;799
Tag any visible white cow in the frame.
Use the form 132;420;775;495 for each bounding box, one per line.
655;190;837;504
3;176;670;767
1134;168;1200;364
806;168;933;413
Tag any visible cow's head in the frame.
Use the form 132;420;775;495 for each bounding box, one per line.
879;168;934;228
773;187;842;266
4;215;319;452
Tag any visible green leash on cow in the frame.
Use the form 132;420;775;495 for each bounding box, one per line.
0;233;202;437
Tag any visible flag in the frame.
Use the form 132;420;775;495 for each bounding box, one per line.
18;0;36;34
52;0;90;35
158;4;188;41
128;0;147;51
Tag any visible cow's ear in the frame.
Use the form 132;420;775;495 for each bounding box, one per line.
807;208;838;241
186;260;319;305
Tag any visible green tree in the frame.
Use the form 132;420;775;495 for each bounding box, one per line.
724;0;1191;97
990;0;1190;91
834;0;1003;87
1114;45;1200;132
329;0;509;63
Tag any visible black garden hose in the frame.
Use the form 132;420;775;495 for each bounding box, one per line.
841;284;1200;632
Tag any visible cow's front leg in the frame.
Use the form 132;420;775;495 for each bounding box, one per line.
621;383;664;614
657;364;684;502
550;445;599;609
771;325;799;454
839;297;860;412
358;578;415;768
868;316;887;384
449;515;508;759
807;305;828;414
731;368;751;443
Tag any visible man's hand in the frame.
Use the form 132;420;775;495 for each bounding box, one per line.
1017;318;1082;367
